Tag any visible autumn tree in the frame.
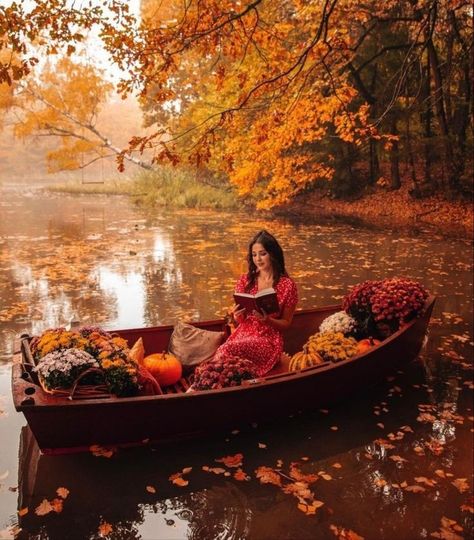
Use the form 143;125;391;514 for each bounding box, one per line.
1;0;472;203
7;56;152;172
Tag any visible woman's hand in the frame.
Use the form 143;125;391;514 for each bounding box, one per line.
231;304;246;324
252;308;269;323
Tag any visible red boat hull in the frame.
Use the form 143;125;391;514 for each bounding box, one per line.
12;299;434;454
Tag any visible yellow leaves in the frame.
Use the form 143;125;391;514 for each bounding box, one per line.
34;486;69;516
146;485;156;493
18;507;29;517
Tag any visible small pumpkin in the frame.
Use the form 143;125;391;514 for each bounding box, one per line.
289;346;324;371
143;352;182;387
356;337;382;355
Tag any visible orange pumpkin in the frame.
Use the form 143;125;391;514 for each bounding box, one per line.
143;352;182;387
357;338;382;354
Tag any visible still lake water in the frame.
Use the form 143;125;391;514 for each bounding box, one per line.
0;185;472;539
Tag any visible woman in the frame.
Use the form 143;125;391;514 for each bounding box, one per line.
214;230;298;376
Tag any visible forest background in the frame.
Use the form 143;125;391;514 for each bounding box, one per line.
0;0;472;235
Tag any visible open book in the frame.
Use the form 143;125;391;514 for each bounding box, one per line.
234;288;279;316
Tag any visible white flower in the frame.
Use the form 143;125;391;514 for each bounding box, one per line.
320;311;357;335
34;348;98;378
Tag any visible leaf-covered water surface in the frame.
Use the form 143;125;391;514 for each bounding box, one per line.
0;186;472;539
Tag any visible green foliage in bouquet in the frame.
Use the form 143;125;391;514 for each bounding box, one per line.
307;332;359;363
33;348;100;390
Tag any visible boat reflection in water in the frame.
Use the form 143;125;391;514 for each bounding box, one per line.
17;426;257;540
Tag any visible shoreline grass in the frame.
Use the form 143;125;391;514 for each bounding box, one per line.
44;168;241;210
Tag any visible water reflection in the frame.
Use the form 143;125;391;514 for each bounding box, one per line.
0;185;473;539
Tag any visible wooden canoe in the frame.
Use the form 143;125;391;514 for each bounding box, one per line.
11;298;435;454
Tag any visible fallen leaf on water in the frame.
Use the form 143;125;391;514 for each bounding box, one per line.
451;478;469;493
35;499;53;516
289;464;318;484
415;477;437;487
377;423;385;429
98;521;113;537
48;498;63;513
89;445;116;458
329;524;365;539
318;472;333;481
255;466;282;486
181;467;192;475
146;486;156;493
170;476;188;487
215;453;243;468
56;487;69;499
404;485;426;493
301;456;310;461
233;468;250;481
18;507;28;517
202;466;226;475
460;504;474;514
389;455;408;463
332;463;342;469
430;516;463;539
330;426;339;431
297;500;324;515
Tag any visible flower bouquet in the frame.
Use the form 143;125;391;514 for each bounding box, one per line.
33;348;107;397
319;311;358;337
307;332;359;363
30;326;139;397
193;356;257;391
343;278;429;338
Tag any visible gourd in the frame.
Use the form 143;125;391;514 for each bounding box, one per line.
356;337;381;354
143;352;182;387
289;346;324;371
129;337;145;365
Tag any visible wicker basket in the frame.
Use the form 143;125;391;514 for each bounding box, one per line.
38;367;112;400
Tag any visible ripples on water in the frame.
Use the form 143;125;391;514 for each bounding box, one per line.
0;185;472;539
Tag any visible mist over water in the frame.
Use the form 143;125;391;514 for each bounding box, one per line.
0;185;472;539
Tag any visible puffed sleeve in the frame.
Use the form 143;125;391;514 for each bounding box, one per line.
235;274;248;293
281;277;298;309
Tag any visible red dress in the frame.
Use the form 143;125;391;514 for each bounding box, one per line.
215;274;298;376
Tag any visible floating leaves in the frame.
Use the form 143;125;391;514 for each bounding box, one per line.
169;467;192;487
33;486;69;516
430;516;463;539
98;521;113;537
89;445;117;458
329;524;364;539
215;453;243;468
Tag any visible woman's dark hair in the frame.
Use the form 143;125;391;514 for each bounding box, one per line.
245;230;288;292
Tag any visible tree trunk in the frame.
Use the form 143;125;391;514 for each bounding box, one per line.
389;117;401;190
368;139;380;185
